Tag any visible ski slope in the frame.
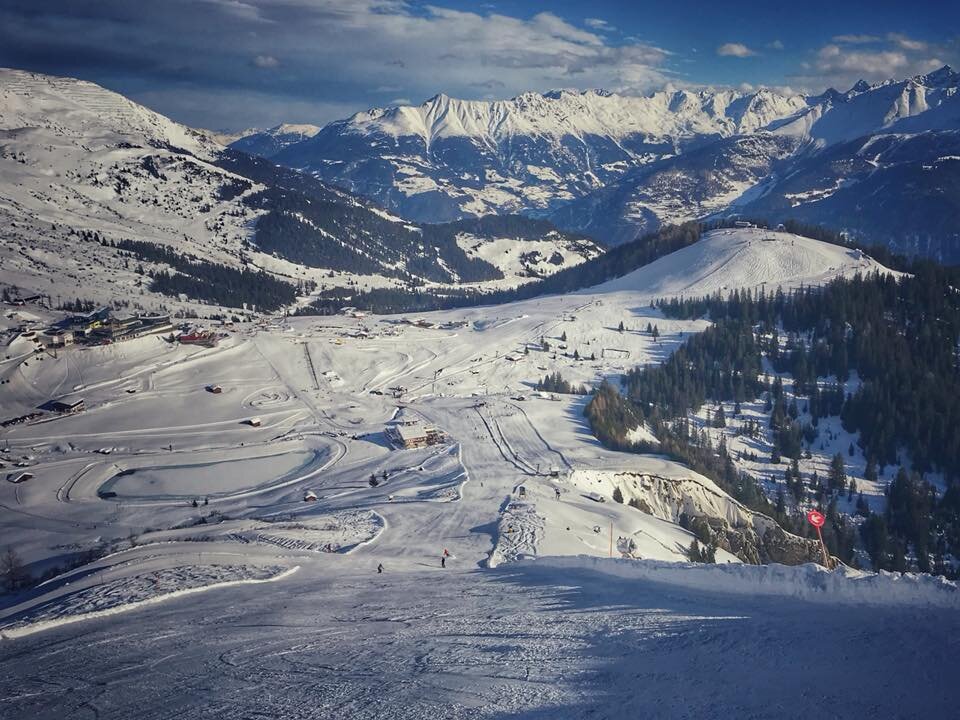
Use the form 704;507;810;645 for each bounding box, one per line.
2;559;958;719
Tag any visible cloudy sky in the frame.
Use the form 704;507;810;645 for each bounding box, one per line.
2;1;957;130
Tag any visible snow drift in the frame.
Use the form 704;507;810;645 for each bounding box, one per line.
536;555;960;608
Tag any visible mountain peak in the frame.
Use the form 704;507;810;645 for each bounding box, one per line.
849;79;872;94
915;64;958;87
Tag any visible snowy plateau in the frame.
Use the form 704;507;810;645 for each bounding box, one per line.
0;68;959;720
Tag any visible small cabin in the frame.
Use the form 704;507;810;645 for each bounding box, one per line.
303;490;318;502
247;417;262;427
206;384;223;394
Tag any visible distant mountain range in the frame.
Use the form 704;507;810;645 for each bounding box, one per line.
234;66;960;262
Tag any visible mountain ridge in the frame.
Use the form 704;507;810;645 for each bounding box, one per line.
239;66;960;260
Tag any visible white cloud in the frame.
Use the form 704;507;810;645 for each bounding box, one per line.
717;43;757;58
767;40;784;51
888;33;928;52
832;34;882;44
252;54;279;69
815;44;909;75
584;18;615;32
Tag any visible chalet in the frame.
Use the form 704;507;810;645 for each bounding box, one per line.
247;417;262;427
51;397;85;414
387;422;445;449
389;423;429;449
207;384;223;394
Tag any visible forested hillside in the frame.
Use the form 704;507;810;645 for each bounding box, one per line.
586;262;960;574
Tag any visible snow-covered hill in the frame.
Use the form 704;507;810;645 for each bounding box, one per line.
593;227;893;297
0;68;265;313
0;69;594;313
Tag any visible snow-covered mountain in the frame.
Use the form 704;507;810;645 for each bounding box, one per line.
230;123;321;159
253;66;960;261
257;87;810;222
555;66;960;258
0;69;595;312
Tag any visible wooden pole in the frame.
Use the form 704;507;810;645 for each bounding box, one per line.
816;526;831;569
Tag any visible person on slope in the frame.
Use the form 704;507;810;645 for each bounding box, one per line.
377;563;383;574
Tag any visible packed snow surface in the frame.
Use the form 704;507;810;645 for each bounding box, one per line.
1;559;958;718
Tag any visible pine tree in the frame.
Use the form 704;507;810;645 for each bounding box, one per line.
612;486;624;504
829;453;846;492
1;547;27;591
713;405;726;428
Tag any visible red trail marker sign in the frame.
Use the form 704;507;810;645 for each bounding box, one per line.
807;510;831;568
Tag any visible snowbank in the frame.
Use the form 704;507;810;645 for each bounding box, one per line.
535;556;960;608
1;565;300;640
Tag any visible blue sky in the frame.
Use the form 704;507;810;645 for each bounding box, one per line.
1;1;956;130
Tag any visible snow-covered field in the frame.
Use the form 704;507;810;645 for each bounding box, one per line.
2;228;958;717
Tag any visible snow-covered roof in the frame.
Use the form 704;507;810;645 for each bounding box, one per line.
394;424;428;441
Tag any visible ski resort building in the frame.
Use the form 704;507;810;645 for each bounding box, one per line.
386;421;445;449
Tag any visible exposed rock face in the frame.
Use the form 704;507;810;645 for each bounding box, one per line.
688;514;821;566
584;469;821;566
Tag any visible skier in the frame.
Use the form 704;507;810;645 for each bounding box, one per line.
441;554;446;568
377;563;383;574
555;487;561;500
